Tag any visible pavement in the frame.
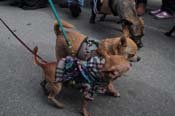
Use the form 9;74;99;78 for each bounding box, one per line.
0;1;175;116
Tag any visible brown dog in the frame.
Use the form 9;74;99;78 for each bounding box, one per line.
33;46;131;116
55;20;140;62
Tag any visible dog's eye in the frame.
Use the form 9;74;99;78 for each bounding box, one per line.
128;54;134;58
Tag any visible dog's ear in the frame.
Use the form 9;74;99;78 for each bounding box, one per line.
139;17;144;26
119;37;127;47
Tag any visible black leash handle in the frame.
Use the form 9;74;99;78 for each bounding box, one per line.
0;18;47;63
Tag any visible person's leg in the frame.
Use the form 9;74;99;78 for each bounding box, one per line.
154;0;175;19
10;0;21;6
69;0;82;17
161;0;175;15
89;0;99;23
78;0;84;8
67;0;73;7
149;0;163;15
60;0;72;8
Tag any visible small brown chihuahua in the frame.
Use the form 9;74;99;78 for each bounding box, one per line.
33;46;131;116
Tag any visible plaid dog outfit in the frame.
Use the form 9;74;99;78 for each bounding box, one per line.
56;56;108;100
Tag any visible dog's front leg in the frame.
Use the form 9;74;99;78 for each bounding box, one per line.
106;83;120;97
99;14;106;21
82;99;90;116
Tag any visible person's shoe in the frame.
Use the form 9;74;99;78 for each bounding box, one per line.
149;9;161;15
70;1;81;17
155;11;174;19
165;32;172;37
10;1;20;6
59;2;69;8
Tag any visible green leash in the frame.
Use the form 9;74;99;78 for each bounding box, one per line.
48;0;74;56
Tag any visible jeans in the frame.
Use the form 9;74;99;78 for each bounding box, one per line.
161;0;175;15
67;0;84;7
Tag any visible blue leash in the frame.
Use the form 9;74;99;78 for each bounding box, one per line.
48;0;74;55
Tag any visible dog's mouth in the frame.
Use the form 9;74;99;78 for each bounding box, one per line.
129;55;141;62
107;65;131;80
131;35;144;48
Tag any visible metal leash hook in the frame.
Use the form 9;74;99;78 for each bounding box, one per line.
48;0;75;57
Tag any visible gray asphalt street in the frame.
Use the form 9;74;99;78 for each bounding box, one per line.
0;1;175;116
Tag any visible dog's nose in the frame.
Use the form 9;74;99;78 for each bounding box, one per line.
137;56;141;62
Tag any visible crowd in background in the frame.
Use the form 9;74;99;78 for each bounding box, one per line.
0;0;174;36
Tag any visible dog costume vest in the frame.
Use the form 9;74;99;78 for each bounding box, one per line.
76;37;100;60
55;56;108;100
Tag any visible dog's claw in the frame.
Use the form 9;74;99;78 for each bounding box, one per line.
105;91;120;97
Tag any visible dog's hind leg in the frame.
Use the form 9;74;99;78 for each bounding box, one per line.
48;83;64;108
40;80;49;95
106;83;120;97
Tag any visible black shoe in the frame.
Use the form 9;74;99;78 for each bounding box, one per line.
10;1;20;6
70;1;81;17
59;2;69;8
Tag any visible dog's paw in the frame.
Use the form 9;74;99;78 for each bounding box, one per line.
89;19;95;24
48;97;64;109
105;91;120;97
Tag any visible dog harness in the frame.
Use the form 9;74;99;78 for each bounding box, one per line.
55;56;108;100
76;37;99;60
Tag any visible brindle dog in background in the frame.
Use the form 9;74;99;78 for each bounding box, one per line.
89;0;144;49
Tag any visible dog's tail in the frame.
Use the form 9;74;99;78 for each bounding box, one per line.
54;19;75;36
33;46;45;68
